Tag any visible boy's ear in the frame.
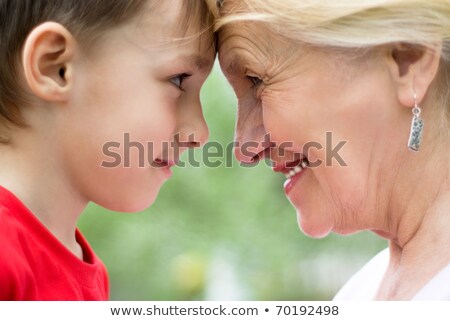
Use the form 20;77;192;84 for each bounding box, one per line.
386;42;442;108
22;22;76;103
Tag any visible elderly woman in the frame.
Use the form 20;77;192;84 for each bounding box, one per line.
207;0;450;300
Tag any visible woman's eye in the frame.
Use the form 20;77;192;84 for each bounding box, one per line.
247;75;263;88
170;73;192;91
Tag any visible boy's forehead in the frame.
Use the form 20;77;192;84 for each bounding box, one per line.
134;0;182;38
136;0;213;40
114;0;216;62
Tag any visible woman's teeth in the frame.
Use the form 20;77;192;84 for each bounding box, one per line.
285;161;308;179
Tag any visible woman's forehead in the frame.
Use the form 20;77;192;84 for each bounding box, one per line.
218;22;299;62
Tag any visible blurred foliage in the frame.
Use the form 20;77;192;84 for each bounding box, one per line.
78;64;386;301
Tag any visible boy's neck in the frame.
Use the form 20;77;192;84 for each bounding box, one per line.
0;133;88;260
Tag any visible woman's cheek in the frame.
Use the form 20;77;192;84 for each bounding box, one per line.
230;79;250;100
262;95;302;146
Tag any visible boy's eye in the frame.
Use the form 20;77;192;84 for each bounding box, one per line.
170;73;192;91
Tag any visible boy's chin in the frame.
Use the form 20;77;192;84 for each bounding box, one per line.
99;191;159;214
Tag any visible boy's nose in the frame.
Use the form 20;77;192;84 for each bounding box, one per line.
175;99;210;148
176;122;209;149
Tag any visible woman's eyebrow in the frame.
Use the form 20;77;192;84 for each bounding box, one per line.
224;54;245;75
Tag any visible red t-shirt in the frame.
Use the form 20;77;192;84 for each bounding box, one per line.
0;186;109;300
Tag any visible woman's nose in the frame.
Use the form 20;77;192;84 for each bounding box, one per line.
234;106;270;164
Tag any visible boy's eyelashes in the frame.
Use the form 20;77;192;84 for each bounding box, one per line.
169;73;193;91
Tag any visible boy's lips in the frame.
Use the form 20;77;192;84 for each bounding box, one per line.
152;159;178;178
154;159;178;168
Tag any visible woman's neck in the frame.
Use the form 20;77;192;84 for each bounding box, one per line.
376;178;450;300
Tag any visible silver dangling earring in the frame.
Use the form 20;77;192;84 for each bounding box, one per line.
407;92;424;152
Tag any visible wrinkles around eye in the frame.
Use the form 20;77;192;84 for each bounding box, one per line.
247;75;263;88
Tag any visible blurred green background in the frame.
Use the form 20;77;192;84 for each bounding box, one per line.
78;64;386;301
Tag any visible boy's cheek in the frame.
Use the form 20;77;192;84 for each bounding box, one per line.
82;166;164;212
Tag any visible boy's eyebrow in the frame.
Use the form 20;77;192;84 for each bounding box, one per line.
179;54;213;71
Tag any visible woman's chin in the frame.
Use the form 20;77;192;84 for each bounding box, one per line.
296;209;333;239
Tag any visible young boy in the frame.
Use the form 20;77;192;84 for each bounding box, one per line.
0;0;215;300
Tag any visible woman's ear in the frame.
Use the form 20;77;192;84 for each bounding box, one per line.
22;22;76;103
386;42;442;108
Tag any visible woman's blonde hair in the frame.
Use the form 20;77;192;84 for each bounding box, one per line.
206;0;450;132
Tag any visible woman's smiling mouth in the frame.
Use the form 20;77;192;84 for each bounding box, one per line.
272;158;310;194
